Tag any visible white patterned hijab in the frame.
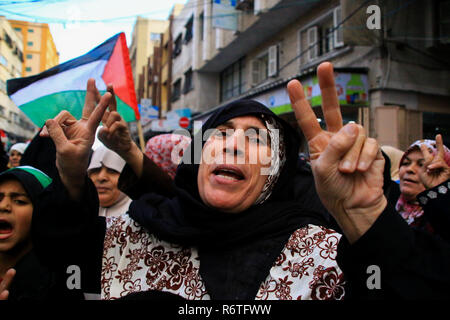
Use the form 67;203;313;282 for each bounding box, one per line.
253;114;286;205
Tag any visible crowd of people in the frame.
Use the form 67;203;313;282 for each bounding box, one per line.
0;62;449;301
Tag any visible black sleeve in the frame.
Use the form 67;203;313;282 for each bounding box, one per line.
337;202;450;300
416;179;450;242
31;173;106;295
118;153;176;199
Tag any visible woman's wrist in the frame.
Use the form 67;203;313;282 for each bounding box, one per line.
335;196;388;244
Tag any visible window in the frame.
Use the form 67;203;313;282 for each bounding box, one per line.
0;105;5;118
4;32;13;48
173;34;182;57
183;68;193;94
172;78;182;102
27;41;33;47
26;54;33;59
251;45;278;86
184;15;194;44
26;67;32;72
0;55;7;67
298;6;344;66
14;27;21;32
28;28;34;33
150;33;161;41
221;58;245;101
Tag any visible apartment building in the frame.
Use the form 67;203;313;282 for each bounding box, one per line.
171;0;450;151
0;17;37;143
129;17;170;95
9;20;59;77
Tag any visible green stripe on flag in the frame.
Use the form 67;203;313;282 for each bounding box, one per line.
19;90;137;127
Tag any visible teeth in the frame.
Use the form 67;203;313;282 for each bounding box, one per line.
217;174;239;181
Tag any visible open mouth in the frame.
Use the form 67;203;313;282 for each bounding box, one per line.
212;165;245;182
0;220;13;239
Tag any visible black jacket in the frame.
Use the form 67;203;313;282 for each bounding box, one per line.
337;179;450;299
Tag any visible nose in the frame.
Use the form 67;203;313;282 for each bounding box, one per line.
95;167;109;182
0;195;12;212
223;129;245;157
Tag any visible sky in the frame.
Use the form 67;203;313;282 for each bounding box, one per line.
0;0;188;63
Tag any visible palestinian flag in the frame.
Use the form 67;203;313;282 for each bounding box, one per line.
7;32;139;128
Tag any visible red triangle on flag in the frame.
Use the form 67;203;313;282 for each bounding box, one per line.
102;33;140;120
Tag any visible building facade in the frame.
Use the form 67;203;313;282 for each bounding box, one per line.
9;20;59;77
129;17;170;96
169;0;449;151
0;17;37;143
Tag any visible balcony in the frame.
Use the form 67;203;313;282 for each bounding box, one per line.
200;0;320;72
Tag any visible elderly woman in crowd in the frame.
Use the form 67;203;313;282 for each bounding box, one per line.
35;63;450;300
395;137;450;240
36;74;343;300
87;145;132;217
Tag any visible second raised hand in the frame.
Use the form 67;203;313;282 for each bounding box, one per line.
287;62;386;244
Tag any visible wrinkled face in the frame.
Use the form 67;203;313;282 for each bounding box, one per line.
197;115;272;213
0;179;33;254
88;166;121;208
399;149;426;201
9;150;22;167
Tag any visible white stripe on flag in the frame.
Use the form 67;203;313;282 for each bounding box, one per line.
11;60;108;106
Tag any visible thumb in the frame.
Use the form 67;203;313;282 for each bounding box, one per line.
318;123;359;168
45;119;69;150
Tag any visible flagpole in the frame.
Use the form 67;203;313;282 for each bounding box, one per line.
137;121;146;152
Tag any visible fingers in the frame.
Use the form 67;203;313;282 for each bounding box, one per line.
420;143;434;166
106;84;117;112
0;268;16;300
317;62;343;133
317;123;359;169
86;92;112;134
104;111;123;128
40;110;77;138
45;119;69;150
356;137;379;171
435;134;445;160
338;125;366;172
82;79;101;119
287;79;322;141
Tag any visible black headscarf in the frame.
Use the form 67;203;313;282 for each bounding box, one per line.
129;99;328;299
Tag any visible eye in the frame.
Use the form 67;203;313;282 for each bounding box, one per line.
14;198;30;205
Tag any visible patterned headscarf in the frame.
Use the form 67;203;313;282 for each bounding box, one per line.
396;139;450;226
145;134;192;179
253;114;286;205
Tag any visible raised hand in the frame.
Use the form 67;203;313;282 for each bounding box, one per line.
97;85;143;177
0;268;16;300
41;78;112;199
287;62;386;243
419;134;450;190
98;85;134;158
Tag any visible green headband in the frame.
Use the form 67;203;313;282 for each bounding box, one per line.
4;165;53;189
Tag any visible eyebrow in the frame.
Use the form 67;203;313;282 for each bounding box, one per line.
218;120;267;131
0;192;30;198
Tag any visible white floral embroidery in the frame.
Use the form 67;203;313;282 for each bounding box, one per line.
438;186;448;194
427;191;437;199
102;214;344;300
419;196;428;205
